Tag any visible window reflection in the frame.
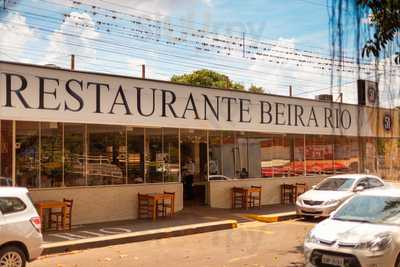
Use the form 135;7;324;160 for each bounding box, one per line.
209;131;222;175
334;136;359;174
163;128;179;182
16;121;39;188
1;120;13;182
87;124;126;185
127;127;145;184
222;131;235;178
145;128;163;183
306;135;334;175
64;123;86;186
377;138;399;180
40;122;63;187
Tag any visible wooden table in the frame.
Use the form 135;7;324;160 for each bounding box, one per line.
231;187;262;209
35;200;67;231
142;193;175;221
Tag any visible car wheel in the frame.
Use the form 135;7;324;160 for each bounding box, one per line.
0;246;26;267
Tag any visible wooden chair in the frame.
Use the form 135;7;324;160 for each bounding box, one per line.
231;187;245;209
280;184;295;204
138;193;153;219
49;199;73;231
249;186;262;208
295;183;307;201
160;191;175;217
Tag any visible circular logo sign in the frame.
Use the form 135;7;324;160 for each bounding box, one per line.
383;113;392;131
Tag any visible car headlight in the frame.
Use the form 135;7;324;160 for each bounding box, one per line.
324;199;340;206
305;231;319;244
355;233;392;252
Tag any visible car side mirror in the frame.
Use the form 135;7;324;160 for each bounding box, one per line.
354;185;364;192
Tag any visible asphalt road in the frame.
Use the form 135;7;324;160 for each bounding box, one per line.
31;219;317;267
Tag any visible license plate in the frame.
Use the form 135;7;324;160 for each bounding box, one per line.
321;255;344;266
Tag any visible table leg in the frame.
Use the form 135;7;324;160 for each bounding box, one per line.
245;191;249;210
171;196;175;216
62;206;67;230
152;199;157;221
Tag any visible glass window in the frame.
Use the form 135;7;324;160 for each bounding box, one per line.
87;124;126;186
64;123;86;186
334;136;359;174
209;131;222;176
0;197;26;214
362;137;377;174
163;128;179;182
16;121;39;188
305;135;334;176
127;127;145;184
272;135;291;177
245;132;269;178
40;122;63;188
377;138;398;180
236;133;248;178
292;135;305;176
146;128;163;183
221;131;236;178
260;134;273;178
315;177;355;191
1;120;13;182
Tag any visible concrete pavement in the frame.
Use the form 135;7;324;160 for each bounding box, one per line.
32;219;316;267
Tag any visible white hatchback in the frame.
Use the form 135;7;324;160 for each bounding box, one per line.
304;188;400;267
0;187;43;267
296;174;385;218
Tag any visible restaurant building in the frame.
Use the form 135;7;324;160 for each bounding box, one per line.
0;61;399;225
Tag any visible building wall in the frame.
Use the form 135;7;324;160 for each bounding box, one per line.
29;183;183;225
208;176;326;209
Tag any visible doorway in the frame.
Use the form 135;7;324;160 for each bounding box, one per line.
180;129;207;206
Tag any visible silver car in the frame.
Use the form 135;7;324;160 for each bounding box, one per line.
0;187;43;267
296;174;385;218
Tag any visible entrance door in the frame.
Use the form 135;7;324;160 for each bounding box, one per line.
180;129;207;206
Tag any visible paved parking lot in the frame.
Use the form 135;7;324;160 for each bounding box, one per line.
31;219;319;267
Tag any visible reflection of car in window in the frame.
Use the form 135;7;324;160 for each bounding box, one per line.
208;175;232;181
0;177;12;186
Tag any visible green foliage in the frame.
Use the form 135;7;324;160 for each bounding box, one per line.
248;84;265;94
171;69;245;90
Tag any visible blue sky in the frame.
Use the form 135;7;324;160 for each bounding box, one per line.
0;0;397;106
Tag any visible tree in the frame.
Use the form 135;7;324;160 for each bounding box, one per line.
248;84;265;94
171;69;245;90
332;0;400;64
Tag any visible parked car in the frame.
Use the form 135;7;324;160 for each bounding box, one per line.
208;175;232;181
0;187;43;267
304;188;400;267
296;174;385;218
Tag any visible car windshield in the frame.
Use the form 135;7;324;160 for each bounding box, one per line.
315;178;355;191
333;195;400;225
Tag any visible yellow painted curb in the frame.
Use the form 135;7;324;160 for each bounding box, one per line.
244;212;298;223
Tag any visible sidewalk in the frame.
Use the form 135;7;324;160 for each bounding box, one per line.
42;204;296;255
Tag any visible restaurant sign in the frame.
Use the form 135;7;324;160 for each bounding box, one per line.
0;61;359;136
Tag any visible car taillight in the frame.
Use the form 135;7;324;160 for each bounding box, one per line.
30;216;42;233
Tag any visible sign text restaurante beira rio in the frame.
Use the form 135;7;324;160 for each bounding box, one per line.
0;61;355;136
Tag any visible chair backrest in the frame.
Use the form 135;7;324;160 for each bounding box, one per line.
164;191;175;200
63;198;73;214
251;186;261;189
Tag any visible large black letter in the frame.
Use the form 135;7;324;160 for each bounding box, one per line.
294;105;305;126
307;107;318;127
182;93;200;119
260;101;272;124
65;79;84;112
161;89;178;118
38;76;61;110
136;87;155;117
109;86;132;115
3;73;31;108
203;94;220;120
87;82;110;113
221;97;237;122
324;107;334;128
239;98;251;123
275;102;286;125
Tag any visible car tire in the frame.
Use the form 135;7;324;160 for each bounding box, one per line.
302;215;314;220
0;245;26;267
395;253;400;267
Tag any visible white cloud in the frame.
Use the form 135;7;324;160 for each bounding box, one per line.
0;12;35;60
42;12;99;68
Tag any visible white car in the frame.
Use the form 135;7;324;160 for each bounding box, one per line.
304;188;400;267
208;175;232;181
0;187;43;267
296;174;385;218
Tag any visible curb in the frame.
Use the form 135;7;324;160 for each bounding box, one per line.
244;211;299;223
42;220;237;255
